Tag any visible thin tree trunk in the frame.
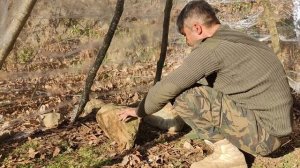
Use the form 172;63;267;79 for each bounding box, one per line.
0;0;37;70
70;0;125;123
154;0;173;84
0;0;9;35
260;0;282;62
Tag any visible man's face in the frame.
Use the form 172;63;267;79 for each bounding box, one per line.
181;23;201;47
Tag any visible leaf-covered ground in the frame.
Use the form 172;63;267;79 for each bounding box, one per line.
1;1;300;167
1;56;300;167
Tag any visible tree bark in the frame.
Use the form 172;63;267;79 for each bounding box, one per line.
0;0;9;35
154;0;173;84
0;0;37;70
70;0;125;123
259;0;282;62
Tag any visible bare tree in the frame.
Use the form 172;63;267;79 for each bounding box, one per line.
70;0;125;123
154;0;173;84
0;0;37;70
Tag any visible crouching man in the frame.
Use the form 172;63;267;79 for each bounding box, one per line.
119;0;293;167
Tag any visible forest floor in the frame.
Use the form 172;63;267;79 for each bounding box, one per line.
0;57;300;167
1;0;300;167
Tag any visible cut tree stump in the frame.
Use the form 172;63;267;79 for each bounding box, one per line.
96;104;140;150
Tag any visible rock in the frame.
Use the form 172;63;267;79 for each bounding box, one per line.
70;99;105;122
143;103;185;133
41;112;61;128
96;104;140;150
81;99;105;117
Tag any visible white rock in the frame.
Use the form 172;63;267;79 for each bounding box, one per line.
41;112;61;128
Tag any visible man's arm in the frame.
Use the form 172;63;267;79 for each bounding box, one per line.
137;46;221;117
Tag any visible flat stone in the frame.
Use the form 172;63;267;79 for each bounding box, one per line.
96;104;140;150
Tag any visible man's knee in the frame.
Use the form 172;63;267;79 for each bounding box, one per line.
172;86;224;142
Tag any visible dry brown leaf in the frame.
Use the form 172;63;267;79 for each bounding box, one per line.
183;141;194;150
128;155;141;166
40;154;46;160
121;155;130;166
52;147;60;157
28;148;38;159
132;92;139;102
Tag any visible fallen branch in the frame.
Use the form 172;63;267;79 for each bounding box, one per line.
0;100;12;107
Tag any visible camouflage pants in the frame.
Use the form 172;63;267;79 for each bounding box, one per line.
173;86;281;156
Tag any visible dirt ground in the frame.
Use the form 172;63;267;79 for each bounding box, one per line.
0;96;299;167
0;60;299;167
1;0;300;167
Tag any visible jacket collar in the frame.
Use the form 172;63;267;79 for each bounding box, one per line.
192;24;228;49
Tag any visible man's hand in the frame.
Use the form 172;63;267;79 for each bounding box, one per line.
118;107;138;122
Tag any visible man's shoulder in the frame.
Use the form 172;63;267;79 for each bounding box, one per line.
193;38;221;51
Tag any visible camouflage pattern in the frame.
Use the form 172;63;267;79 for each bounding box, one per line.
173;86;281;156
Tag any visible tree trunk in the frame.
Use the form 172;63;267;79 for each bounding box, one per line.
259;0;282;62
0;0;9;35
154;0;173;84
0;0;37;70
70;0;125;123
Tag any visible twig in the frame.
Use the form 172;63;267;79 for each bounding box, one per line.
0;100;12;107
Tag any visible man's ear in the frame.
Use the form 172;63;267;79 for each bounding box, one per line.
193;23;202;35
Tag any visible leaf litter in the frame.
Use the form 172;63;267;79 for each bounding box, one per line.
1;10;300;166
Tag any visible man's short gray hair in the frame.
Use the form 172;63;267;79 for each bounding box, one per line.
177;0;220;34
